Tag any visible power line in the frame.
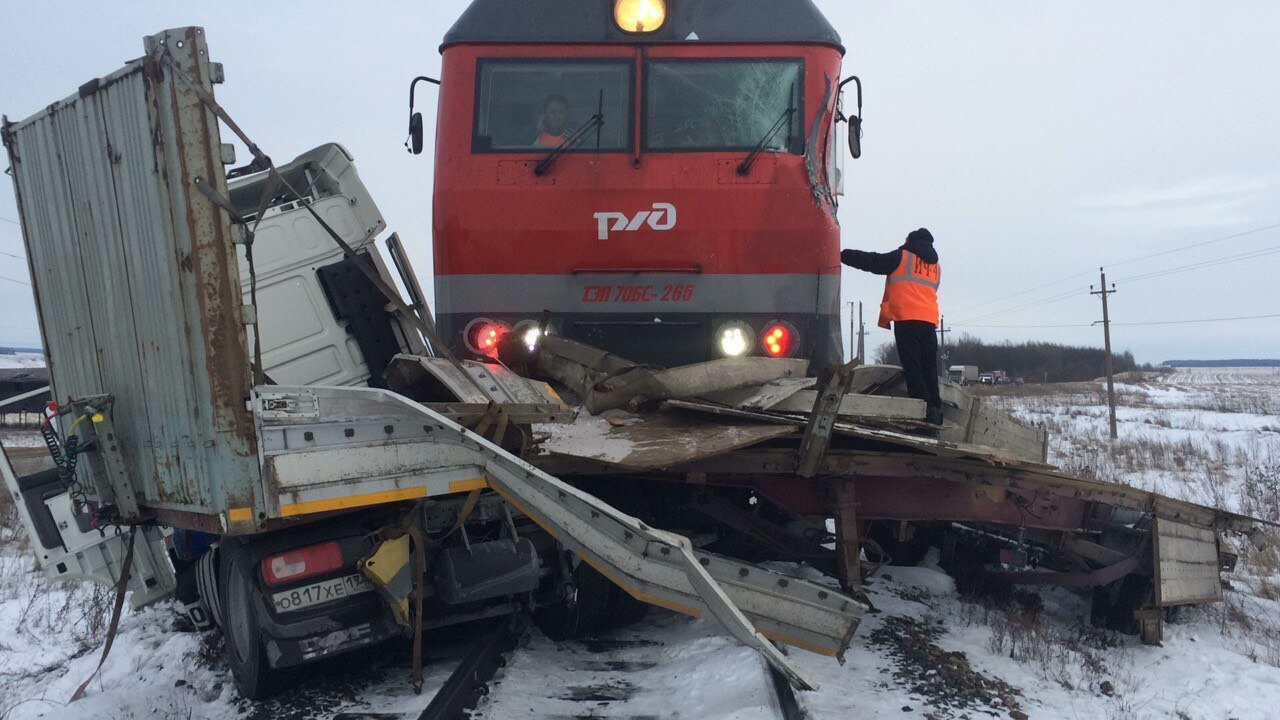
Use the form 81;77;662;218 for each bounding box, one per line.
946;270;1094;317
0;249;25;261
0;273;30;286
1111;244;1280;284
953;286;1087;324
1107;222;1280;270
0;216;19;226
953;239;1280;325
1114;312;1280;327
948;221;1280;317
951;322;1092;328
953;312;1280;329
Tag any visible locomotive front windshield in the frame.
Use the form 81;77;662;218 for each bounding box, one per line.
644;59;804;152
474;59;633;152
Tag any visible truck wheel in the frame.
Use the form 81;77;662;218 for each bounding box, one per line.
1090;575;1151;635
220;544;281;699
868;522;933;567
535;560;613;640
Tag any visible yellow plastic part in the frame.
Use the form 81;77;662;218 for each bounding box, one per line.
362;535;413;625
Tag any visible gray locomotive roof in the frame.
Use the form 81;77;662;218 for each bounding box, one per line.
441;0;843;53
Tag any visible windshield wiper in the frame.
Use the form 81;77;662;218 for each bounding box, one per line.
534;91;605;177
737;105;797;176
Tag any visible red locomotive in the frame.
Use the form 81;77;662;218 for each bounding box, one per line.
410;0;862;370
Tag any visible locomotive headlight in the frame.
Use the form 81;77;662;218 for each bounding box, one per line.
514;320;555;352
716;321;754;358
614;0;666;33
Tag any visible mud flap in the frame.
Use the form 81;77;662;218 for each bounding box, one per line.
1;443;175;608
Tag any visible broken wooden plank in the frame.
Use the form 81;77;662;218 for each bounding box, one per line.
828;422;1031;466
663;399;805;427
846;365;905;395
770;391;927;421
796;362;857;477
696;365;904;411
535;407;797;470
667;399;932;438
1152;518;1223;606
937;380;1048;464
940;394;1047;463
699;377;815;410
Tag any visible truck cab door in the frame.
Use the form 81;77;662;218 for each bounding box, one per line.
1;444;175;608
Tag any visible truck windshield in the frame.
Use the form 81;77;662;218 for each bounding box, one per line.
644;59;804;152
474;59;633;152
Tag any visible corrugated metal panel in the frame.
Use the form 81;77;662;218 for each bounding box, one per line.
2;27;259;520
1153;517;1223;605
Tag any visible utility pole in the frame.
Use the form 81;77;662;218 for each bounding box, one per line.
848;302;855;361
937;315;951;377
856;301;866;364
1091;268;1118;441
848;301;867;364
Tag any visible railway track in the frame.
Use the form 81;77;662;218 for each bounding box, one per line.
418;614;809;720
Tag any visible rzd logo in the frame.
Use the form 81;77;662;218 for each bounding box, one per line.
594;203;676;240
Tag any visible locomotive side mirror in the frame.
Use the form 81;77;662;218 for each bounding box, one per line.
838;75;863;159
406;75;440;155
409;112;424;155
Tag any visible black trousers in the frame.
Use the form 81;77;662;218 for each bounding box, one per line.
894;320;941;411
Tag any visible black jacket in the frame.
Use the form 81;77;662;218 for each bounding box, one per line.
841;236;938;276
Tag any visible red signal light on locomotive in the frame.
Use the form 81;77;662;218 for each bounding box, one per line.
464;318;510;357
760;322;797;358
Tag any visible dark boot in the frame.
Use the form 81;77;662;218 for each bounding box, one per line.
911;405;943;439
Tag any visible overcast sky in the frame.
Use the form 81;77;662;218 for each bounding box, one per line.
2;1;1278;362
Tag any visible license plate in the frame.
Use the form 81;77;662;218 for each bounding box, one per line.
272;573;375;613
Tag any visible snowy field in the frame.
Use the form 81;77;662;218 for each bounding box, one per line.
988;367;1280;518
1164;366;1280;386
0;352;44;370
1;369;1278;719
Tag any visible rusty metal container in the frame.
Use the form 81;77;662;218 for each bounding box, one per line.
2;27;259;525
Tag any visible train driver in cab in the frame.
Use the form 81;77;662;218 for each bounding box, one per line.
535;94;570;147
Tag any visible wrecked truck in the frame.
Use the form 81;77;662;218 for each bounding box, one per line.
0;27;859;699
1;19;1271;705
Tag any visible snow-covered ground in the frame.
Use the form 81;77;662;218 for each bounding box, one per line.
988;367;1280;519
1;369;1278;719
0;352;44;370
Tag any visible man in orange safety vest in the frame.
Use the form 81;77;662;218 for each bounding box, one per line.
841;228;943;426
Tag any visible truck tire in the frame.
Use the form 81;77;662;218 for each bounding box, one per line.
219;542;282;699
1090;575;1152;635
868;522;933;567
534;559;614;640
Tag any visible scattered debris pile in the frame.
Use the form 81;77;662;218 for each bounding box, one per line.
869;615;1025;719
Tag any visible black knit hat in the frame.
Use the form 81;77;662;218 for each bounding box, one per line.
907;228;934;244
